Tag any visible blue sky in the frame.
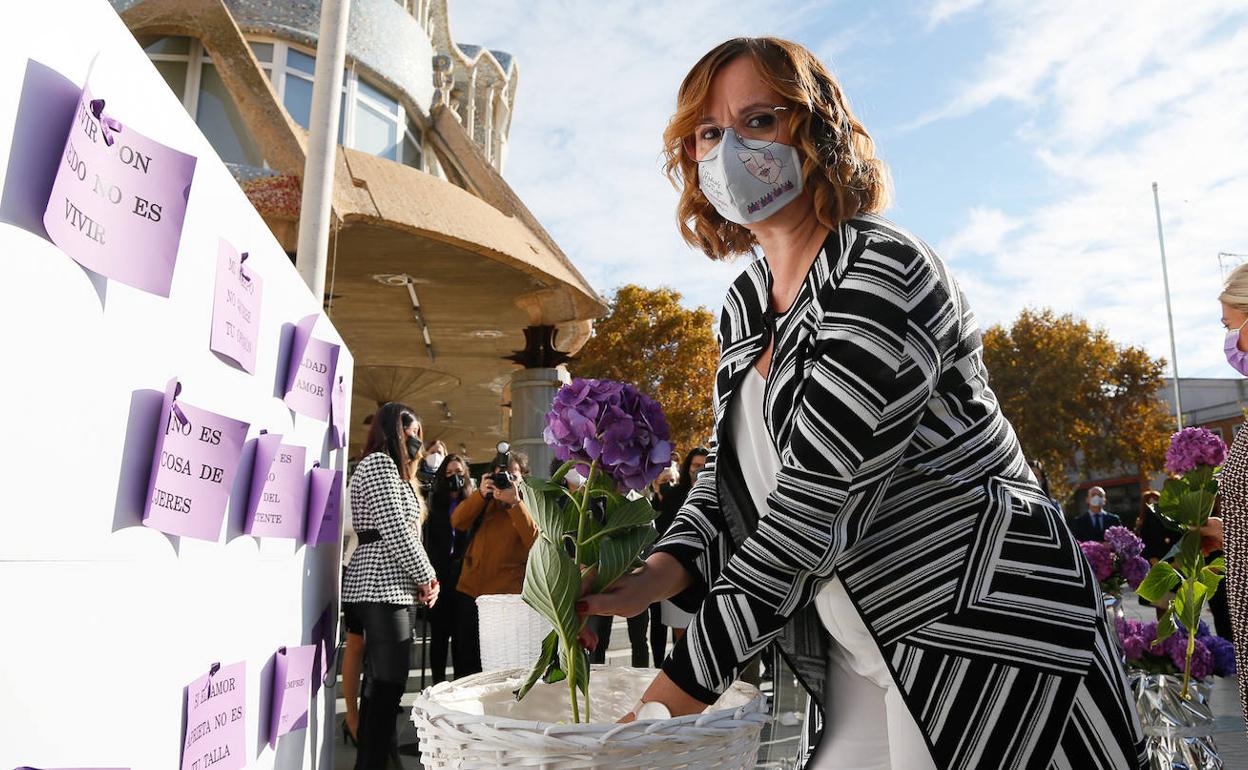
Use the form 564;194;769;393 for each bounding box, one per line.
453;0;1248;378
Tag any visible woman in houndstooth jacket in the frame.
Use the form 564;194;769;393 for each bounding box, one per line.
341;402;439;769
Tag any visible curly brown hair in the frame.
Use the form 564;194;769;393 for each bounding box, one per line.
663;37;891;260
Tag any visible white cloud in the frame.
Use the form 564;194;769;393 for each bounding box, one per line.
927;0;987;28
931;1;1248;376
938;206;1019;263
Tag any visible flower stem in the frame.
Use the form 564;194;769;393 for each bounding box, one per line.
1182;628;1195;699
568;459;598;723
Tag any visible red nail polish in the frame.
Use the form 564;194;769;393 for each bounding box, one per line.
576;601;588;613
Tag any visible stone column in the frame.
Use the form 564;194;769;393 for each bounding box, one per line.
509;366;569;479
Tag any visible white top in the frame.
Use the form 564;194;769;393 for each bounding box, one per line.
731;367;892;688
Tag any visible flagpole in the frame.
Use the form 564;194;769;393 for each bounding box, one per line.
1153;182;1183;431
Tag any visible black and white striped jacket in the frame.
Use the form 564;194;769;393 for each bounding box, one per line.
653;215;1146;769
342;452;435;606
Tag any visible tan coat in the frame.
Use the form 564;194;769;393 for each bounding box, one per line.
450;489;538;598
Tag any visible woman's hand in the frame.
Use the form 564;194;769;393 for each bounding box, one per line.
580;552;693;620
1201;517;1224;555
618;670;710;723
494;479;521;507
417;579;440;607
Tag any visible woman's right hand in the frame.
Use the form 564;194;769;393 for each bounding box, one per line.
417;579;440;608
579;552;693;619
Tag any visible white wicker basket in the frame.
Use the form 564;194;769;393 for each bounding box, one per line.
411;666;768;769
475;594;553;672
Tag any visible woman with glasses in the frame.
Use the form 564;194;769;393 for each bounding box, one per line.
582;37;1144;769
341;402;439;769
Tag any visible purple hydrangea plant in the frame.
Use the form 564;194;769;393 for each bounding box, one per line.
1078;527;1147;594
1116;616;1234;681
1164;427;1228;475
544;378;673;492
517;378;673;721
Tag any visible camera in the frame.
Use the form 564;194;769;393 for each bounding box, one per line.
490;471;513;490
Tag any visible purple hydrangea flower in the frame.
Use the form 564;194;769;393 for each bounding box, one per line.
1121;634;1146;662
1079;540;1115;582
1140;621;1158;649
1165;427;1228;475
543;378;673;492
1121;556;1151;590
1207;635;1237;677
1197;620;1211;639
1104;526;1144;558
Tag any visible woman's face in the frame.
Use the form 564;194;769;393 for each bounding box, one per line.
445;460;464;478
402;418;422;441
700;56;793;151
1221;301;1248;353
689;455;707;480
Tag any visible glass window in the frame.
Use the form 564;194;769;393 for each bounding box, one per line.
196;62;264;166
249;41;274;63
144;36;190;56
356;77;398;112
402;115;423;169
153;60;188;102
354;100;398;160
284;73;314;129
287;48;316;76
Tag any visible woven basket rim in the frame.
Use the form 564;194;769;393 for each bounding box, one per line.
411;666;768;741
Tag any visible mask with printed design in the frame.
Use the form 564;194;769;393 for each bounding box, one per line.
697;128;804;226
1226;319;1248;376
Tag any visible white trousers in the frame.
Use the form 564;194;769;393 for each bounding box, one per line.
808;579;938;770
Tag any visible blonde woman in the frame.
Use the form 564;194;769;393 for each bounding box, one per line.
583;37;1144;769
1213;263;1248;726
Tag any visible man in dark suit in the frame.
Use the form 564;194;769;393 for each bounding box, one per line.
1069;486;1122;541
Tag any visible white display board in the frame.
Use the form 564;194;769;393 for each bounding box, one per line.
0;2;352;768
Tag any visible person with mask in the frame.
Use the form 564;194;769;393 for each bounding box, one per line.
423;454;479;682
1068;486;1122;542
1207;265;1248;724
341;403;439;769
450;451;538;662
416;440;448;499
579;37;1144;769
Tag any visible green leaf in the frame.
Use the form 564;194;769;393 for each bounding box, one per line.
1177;580;1208;632
1155;609;1177;646
1176;531;1203;578
1136;561;1180;603
1198;566;1224;597
514;630;559;701
578;516;603;567
543;663;567;684
521;479;578;542
596;496;657;538
522;537;582;643
593;525;658;593
559;640;590;698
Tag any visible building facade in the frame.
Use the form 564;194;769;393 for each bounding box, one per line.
109;0;605;469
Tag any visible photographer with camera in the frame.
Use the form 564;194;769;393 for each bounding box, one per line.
449;449;538;667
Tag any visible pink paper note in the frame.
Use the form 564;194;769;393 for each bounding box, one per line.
283;314;340;422
144;378;249;541
270;645;316;744
42;84;195;297
304;465;343;546
209;239;262;373
330;374;347;450
244;432;307;541
182;662;246;770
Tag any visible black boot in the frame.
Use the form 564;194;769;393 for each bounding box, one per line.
355;679;405;770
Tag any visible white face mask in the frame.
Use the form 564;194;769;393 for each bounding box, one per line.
1089;495;1105;507
425;452;445;471
697;129;804;225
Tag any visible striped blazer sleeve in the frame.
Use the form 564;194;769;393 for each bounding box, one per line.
662;242;949;703
361;455;437;587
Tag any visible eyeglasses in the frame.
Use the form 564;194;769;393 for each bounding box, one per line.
684;106;791;162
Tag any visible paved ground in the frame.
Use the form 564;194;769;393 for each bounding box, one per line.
330;591;1247;769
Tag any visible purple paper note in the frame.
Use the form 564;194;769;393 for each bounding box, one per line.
182;662;246;770
304;465;343;546
244;433;307;541
270;645;316;745
209;240;262;373
309;604;337;697
330;374;347;450
144;378;249;541
42;84;195;297
283;314;340;422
